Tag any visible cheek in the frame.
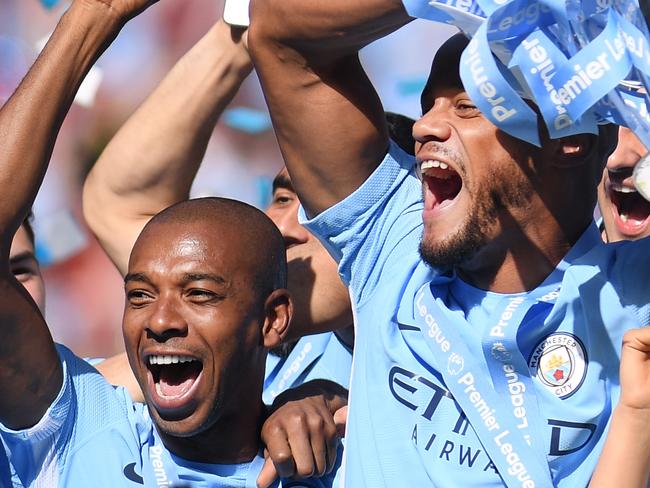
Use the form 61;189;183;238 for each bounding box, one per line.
22;277;46;313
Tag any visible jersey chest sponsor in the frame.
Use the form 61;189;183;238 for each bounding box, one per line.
388;365;596;471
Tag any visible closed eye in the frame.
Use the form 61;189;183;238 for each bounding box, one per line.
127;290;155;307
455;99;480;118
186;289;224;303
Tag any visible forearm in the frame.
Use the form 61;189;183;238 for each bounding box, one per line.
0;1;129;428
249;0;408;215
84;20;251;274
250;0;410;59
0;3;122;250
590;406;650;488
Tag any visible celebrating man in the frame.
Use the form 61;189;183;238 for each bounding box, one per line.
249;1;650;486
0;1;342;486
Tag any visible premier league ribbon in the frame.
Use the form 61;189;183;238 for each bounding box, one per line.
413;224;601;487
402;0;650;148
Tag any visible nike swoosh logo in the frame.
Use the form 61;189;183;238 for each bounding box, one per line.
123;462;144;484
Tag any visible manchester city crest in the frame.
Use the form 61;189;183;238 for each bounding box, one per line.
529;333;588;399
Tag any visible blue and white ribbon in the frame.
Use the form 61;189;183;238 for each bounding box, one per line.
402;0;650;147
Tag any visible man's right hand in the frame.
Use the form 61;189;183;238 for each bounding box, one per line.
257;380;348;487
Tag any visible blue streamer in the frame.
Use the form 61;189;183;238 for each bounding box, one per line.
402;0;650;146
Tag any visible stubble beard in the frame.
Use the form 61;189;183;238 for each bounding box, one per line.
419;168;534;270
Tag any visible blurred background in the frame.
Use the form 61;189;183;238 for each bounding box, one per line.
0;0;456;358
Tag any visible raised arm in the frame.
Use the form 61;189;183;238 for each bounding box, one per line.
248;0;411;216
589;327;650;487
0;0;157;430
83;20;251;276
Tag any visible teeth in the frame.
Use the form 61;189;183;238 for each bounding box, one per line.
611;183;637;193
621;213;629;222
148;355;196;365
420;160;451;171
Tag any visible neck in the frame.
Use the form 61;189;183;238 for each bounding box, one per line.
457;216;591;294
158;402;265;464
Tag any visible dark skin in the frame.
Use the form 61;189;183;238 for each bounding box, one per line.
0;0;159;431
249;0;611;294
124;217;291;463
249;0;615;481
0;0;343;483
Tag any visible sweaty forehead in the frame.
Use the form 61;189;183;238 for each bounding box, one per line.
421;34;468;107
130;221;243;270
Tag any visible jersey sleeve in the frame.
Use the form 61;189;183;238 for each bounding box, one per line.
0;344;78;486
300;140;423;308
0;344;132;486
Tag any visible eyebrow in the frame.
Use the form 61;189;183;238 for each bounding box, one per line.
272;173;295;193
124;272;153;285
124;272;228;287
181;273;228;286
9;251;37;266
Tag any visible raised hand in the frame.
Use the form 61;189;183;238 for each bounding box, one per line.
589;327;650;488
618;327;650;411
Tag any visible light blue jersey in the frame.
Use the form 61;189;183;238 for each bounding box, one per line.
264;332;352;405
301;141;650;487
0;346;339;487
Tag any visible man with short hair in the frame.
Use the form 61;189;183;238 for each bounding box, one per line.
249;1;650;486
0;1;342;486
81;18;354;408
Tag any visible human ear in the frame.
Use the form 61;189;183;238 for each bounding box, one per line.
262;289;293;349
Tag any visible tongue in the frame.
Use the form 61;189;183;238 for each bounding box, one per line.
619;192;650;224
432;175;461;204
158;363;200;398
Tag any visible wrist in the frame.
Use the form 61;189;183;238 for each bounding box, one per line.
65;1;125;39
208;20;253;78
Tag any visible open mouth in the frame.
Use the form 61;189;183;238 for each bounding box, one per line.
420;160;463;212
146;354;203;413
608;181;650;236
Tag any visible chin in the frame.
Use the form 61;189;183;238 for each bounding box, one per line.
150;405;215;438
420;215;490;269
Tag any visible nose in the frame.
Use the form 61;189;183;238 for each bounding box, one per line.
146;295;188;341
412;106;453;145
607;127;647;173
270;203;310;249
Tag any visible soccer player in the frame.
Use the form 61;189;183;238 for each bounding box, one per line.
0;1;342;485
598;126;650;242
81;19;354;406
249;1;650;486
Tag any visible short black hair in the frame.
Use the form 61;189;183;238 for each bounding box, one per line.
138;197;288;293
386;112;416;156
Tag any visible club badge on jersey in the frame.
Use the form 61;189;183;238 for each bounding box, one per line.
401;0;650;149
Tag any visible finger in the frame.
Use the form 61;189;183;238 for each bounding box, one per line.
286;415;316;478
623;327;650;352
256;455;279;488
264;429;297;479
306;415;329;477
322;409;339;475
334;406;348;438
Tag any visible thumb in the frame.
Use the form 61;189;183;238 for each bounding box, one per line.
333;406;348;438
256;451;279;488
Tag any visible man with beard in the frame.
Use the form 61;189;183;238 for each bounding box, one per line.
248;1;650;486
0;1;343;486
